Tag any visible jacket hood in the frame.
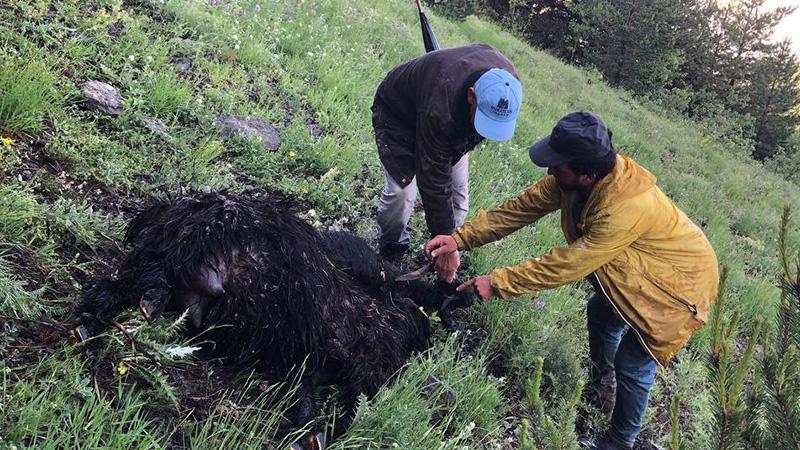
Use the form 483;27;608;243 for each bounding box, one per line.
589;155;656;212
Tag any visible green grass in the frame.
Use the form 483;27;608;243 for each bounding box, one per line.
335;337;504;449
0;0;798;447
0;57;57;134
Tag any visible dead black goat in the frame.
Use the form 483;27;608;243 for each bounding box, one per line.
73;191;473;449
320;230;474;329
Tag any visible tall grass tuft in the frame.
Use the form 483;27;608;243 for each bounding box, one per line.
0;57;57;133
145;72;191;118
335;337;503;449
181;375;301;450
0;355;165;449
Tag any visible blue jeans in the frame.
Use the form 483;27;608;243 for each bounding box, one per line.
587;293;657;448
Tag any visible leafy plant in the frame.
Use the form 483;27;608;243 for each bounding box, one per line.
0;263;47;318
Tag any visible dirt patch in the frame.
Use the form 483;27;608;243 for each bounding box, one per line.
4;132;143;219
0;317;67;367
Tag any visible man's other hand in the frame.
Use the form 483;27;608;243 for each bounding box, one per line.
457;275;496;302
433;251;460;283
425;235;458;258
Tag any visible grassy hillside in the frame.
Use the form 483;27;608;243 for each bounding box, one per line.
1;0;798;448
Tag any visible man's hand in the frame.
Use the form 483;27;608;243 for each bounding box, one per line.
425;235;460;282
425;235;458;259
433;251;460;283
457;275;496;302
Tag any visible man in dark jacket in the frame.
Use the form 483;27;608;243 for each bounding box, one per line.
372;44;522;267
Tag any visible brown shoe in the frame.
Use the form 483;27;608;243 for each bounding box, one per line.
586;381;616;418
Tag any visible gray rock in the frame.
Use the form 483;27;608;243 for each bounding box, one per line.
107;22;125;39
174;56;192;74
216;115;281;151
141;117;173;142
82;80;123;116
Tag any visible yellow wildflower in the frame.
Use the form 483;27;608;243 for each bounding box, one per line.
0;137;13;146
116;361;128;375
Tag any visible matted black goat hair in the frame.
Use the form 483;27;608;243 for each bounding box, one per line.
72;191;473;449
320;230;474;328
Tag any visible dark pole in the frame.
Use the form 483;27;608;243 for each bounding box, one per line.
416;0;440;52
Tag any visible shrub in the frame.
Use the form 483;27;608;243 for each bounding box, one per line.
426;0;479;21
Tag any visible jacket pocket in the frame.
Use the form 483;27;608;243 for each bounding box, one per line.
641;271;698;315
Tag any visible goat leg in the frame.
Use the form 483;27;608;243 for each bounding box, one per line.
73;253;169;340
288;377;324;450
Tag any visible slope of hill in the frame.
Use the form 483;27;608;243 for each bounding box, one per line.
1;0;797;448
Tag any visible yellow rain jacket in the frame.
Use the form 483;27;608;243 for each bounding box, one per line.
452;155;719;365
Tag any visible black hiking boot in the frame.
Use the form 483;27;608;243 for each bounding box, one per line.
578;434;633;450
379;242;410;265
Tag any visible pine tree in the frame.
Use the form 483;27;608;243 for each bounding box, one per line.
748;41;800;160
699;209;800;449
521;356;583;450
707;265;763;450
741;208;800;448
567;0;690;94
479;0;575;56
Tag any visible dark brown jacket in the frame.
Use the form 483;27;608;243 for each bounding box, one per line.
371;44;518;236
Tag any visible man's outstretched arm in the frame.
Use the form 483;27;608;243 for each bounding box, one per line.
426;174;561;281
452;174;561;250
466;208;642;301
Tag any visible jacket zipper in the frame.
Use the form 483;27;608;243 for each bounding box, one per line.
641;272;698;315
592;272;664;369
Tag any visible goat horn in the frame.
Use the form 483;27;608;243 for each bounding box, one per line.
394;262;433;282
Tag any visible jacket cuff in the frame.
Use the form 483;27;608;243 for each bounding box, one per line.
488;269;514;300
452;232;466;251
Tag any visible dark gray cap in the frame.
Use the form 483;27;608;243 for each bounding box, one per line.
529;111;615;167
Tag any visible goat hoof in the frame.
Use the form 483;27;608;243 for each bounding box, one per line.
139;289;167;322
71;325;90;342
290;432;325;450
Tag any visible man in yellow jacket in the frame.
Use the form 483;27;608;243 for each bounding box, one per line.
425;112;719;450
